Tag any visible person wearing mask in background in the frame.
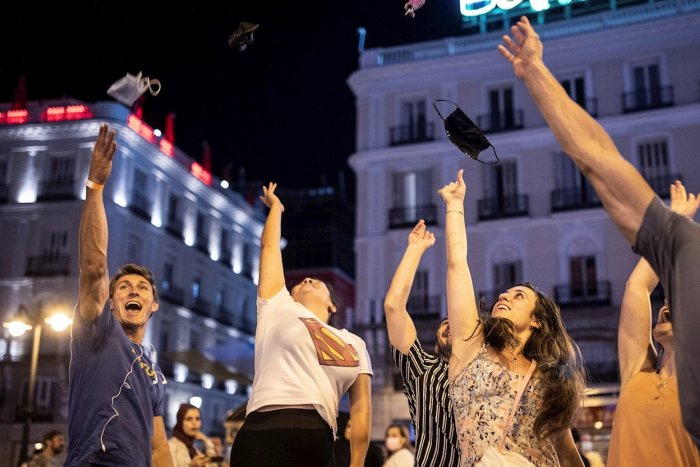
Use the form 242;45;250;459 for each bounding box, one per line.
334;417;385;467
168;403;217;467
382;424;414;467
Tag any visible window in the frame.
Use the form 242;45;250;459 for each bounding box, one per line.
196;212;208;251
162;262;173;291
488;86;514;131
41;228;68;260
560;74;588;108
633;62;661;106
493;261;522;293
168;195;179;224
392;97;430;144
215;288;225;308
48;155;75;186
552;153;598;210
390;169;435;227
484;161;518;202
569;255;598;299
127;234;143;263
637;139;673;196
192;278;201;299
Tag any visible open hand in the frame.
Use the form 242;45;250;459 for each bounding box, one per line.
497;16;544;79
670;179;700;220
259;182;285;211
88;124;117;185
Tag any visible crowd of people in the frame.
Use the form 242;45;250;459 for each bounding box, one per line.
34;14;698;467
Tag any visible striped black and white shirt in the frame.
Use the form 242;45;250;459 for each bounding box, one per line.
393;339;460;467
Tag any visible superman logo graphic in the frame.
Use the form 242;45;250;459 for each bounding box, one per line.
299;317;360;367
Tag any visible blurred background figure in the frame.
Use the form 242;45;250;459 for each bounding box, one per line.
168;403;217;467
334;416;384;467
222;402;247;463
27;430;65;467
208;435;227;467
382;424;414;467
571;428;591;467
579;432;605;467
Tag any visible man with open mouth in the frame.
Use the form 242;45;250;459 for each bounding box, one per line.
65;124;172;467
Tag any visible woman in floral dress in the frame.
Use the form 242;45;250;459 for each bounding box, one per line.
439;170;587;466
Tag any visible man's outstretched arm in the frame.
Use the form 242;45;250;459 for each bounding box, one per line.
498;16;655;245
78;124;116;322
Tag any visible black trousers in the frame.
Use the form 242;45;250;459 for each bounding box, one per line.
229;409;334;467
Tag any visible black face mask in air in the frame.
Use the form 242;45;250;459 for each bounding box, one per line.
433;99;499;164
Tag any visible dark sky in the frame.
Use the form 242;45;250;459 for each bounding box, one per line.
3;1;465;189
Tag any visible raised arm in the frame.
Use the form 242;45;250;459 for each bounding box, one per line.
618;180;700;385
257;182;286;299
384;220;435;353
618;257;658;385
347;374;372;467
78;124;116;322
498;16;655;245
438;170;482;370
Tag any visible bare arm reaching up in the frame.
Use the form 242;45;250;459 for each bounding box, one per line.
498;16;655;245
438;170;482;377
78;124;116;323
257;182;286;299
384;220;435;353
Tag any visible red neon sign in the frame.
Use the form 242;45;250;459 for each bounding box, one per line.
159;139;174;157
191;162;213;186
42;105;93;122
6;109;28;125
127;114;156;143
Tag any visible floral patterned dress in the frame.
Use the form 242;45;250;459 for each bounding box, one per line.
449;345;559;466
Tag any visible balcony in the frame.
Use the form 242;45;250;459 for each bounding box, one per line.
550;187;601;212
406;295;441;320
645;173;682;199
477;110;524;133
25;254;70;276
128;191;152;221
37;178;76;201
165;218;184;240
388;204;437;229
389;122;435;146
554;281;611;307
477;194;529;221
623;86;674;113
160;284;185;306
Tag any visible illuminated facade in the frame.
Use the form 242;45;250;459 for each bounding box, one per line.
0;99;263;460
349;0;700;441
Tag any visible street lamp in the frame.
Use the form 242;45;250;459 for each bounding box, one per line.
3;304;72;466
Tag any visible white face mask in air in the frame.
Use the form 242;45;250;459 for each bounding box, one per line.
385;436;402;453
107;71;161;107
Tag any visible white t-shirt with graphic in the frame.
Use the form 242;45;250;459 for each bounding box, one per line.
247;287;373;433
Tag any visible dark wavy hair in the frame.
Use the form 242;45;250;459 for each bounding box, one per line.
481;282;586;438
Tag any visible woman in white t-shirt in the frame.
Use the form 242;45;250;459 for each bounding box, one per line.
230;182;373;467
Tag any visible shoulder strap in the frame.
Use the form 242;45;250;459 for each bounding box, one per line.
498;359;537;451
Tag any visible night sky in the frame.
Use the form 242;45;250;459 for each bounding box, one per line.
2;1;466;189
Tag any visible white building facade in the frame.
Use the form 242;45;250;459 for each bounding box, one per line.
0;100;262;460
349;0;700;440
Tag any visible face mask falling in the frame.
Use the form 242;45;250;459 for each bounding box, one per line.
433;99;500;164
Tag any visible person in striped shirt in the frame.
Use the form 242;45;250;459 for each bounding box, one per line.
384;220;460;467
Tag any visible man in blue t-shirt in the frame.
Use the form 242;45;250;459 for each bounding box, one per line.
66;124;172;466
